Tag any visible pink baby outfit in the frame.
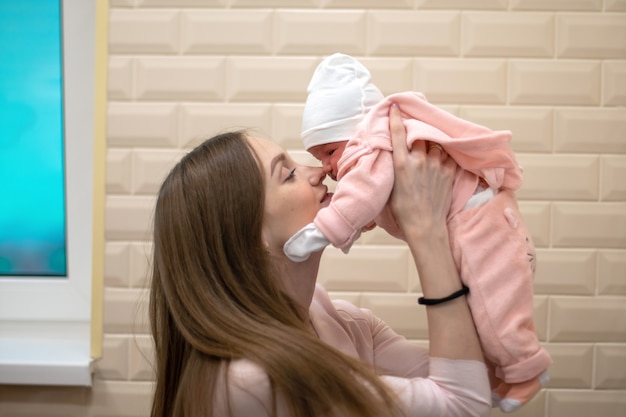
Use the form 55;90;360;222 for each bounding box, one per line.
212;284;492;417
287;90;552;402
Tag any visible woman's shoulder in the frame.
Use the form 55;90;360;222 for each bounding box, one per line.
311;284;380;359
214;359;274;417
228;358;269;383
312;284;375;323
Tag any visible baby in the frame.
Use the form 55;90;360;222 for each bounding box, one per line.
284;53;552;413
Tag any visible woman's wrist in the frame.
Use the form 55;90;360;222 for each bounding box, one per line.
407;229;465;299
405;226;450;269
418;285;469;305
403;220;449;251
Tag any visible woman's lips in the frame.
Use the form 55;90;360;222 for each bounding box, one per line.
321;192;333;206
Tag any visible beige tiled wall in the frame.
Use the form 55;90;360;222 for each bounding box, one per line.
1;1;625;416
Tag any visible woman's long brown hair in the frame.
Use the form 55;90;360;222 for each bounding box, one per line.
149;131;403;417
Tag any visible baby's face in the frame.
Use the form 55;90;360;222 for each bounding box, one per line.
308;141;348;181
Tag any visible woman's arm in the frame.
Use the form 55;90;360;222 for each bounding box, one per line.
388;104;484;362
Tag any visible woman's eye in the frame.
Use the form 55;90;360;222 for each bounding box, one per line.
285;168;296;182
328;149;335;156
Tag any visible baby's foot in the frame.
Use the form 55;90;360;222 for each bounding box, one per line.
491;380;511;409
498;371;549;413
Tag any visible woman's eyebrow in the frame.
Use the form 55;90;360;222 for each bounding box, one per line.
270;153;286;176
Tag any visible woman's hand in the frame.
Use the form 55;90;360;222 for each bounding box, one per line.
388;104;457;240
387;103;484;364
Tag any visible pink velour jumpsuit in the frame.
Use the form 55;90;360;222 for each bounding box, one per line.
312;91;552;386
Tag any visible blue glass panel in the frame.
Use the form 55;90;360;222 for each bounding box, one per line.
0;0;67;276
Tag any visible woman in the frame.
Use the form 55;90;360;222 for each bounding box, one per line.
149;105;491;417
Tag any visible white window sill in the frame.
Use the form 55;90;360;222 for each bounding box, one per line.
0;321;94;386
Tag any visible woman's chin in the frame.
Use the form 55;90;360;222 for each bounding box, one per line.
320;192;333;208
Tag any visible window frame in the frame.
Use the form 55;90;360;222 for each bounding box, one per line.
0;0;107;386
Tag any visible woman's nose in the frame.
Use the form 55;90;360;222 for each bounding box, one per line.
310;165;326;185
322;161;333;175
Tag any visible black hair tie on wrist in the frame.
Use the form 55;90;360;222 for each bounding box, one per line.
418;285;469;306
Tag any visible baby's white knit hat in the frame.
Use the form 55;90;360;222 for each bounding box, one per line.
301;53;384;150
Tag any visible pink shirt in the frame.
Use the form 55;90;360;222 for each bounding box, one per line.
214;284;492;417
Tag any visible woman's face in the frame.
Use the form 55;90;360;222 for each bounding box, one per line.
248;137;331;254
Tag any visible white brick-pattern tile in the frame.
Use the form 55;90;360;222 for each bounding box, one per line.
233;0;319;6
461;12;554;58
94;335;130;380
460;106;553;152
552;202;626;248
104;242;131;288
227;57;318;102
103;288;150;335
181;10;273;55
107;103;179;148
509;60;601;105
105;196;155;241
325;0;411;8
179;103;272;148
519;202;551;247
533;249;596;295
533;296;549;341
544;343;594;388
414;59;507;103
603;61;626;106
271;103;306;149
554;108;626;153
606;0;626;11
556;14;626;59
87;380;153;417
128;335;155;381
109;9;180;54
135;57;226;101
131;149;185;194
597;250;626;296
547;390;626;417
364;57;414;95
510;0;602;10
360;293;429;339
418;0;507;9
128;242;153;289
107;57;134;100
275;10;367;55
318;246;411;292
106;149;133;194
549;297;626;342
516;154;599;201
601;156;626;201
368;11;460;56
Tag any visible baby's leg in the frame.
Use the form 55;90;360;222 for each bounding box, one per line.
448;189;552;410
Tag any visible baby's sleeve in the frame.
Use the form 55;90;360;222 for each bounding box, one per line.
283;222;331;262
315;147;394;249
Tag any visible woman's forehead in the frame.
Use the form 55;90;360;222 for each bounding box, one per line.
247;137;282;164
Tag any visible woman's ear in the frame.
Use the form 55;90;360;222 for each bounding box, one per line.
261;224;281;257
261;226;271;252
